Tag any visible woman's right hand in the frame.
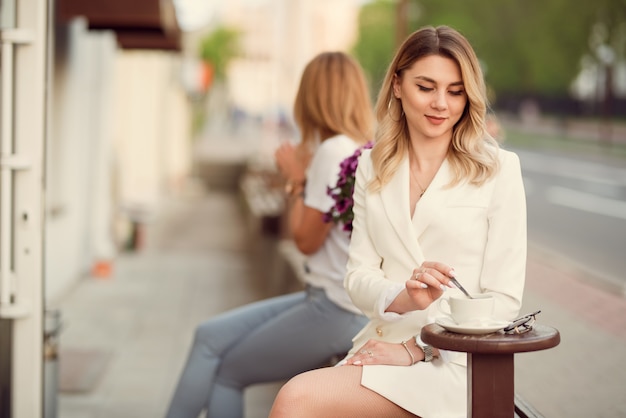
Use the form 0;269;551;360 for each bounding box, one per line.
274;142;310;183
405;261;456;309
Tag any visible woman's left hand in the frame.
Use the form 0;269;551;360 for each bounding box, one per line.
343;339;417;367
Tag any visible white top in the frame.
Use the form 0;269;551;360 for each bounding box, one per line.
303;134;363;315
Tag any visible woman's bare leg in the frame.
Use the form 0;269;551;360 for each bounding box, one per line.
269;366;418;418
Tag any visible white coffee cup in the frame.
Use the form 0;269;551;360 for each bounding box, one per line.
438;295;494;326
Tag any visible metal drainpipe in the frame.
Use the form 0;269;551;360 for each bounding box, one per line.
0;318;12;417
44;310;62;418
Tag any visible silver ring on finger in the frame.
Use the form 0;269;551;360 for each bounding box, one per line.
367;350;374;358
414;272;421;279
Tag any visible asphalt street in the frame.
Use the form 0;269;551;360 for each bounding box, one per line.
512;146;626;294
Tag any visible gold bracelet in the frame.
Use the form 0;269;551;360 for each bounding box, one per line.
284;179;306;197
401;340;416;365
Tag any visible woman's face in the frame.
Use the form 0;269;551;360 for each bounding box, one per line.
393;54;467;143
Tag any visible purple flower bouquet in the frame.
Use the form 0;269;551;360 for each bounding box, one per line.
323;142;373;233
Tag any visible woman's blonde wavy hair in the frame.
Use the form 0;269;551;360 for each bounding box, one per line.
370;25;499;192
294;52;374;147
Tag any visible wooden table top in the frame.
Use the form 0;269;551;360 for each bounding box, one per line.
421;323;560;354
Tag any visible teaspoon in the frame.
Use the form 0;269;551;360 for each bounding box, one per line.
449;277;474;299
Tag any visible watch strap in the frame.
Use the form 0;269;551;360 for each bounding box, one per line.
414;335;434;362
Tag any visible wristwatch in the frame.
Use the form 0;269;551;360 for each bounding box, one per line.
414;336;434;362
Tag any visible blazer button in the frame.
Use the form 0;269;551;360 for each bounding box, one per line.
376;327;383;337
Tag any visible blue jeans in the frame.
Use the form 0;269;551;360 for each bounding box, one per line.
165;286;367;418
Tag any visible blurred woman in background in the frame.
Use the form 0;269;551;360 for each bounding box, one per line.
165;51;373;418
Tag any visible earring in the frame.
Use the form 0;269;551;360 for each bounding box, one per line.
387;96;404;122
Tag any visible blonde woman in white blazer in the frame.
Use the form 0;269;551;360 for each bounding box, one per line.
270;25;527;418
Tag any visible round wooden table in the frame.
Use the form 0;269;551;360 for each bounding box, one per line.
421;323;560;418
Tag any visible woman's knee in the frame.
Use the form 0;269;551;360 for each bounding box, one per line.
193;319;219;347
270;373;314;418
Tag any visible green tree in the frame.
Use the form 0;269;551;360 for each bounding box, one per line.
353;0;625;100
585;0;626;109
352;0;397;97
198;26;241;82
415;0;597;96
190;26;241;136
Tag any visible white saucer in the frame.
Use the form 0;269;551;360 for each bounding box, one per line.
435;316;509;335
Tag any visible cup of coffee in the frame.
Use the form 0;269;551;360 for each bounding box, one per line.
438;295;494;326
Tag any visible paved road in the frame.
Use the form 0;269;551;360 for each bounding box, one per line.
512;146;626;293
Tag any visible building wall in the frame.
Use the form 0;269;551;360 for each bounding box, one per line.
112;49;191;222
223;0;360;120
45;19;117;301
46;19;191;303
179;0;361;169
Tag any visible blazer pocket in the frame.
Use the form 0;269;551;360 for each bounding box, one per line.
439;205;487;231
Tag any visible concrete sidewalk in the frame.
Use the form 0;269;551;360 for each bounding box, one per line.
517;249;626;417
54;182;285;418
54;178;626;417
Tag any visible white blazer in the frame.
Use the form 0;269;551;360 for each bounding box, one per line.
344;148;527;417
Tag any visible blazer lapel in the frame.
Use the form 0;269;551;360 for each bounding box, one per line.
413;158;453;238
380;155;424;266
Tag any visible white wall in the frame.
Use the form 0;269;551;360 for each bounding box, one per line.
112;50;191;214
46;20;191;303
45;19;117;302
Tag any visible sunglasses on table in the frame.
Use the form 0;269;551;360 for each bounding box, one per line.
503;310;541;335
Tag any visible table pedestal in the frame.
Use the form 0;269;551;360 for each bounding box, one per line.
469;352;514;417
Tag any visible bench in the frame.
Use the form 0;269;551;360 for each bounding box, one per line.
239;170;285;237
239;169;297;295
515;394;545;418
275;239;308;290
239;169;347;365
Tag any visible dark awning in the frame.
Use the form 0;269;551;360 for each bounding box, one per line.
57;0;181;51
